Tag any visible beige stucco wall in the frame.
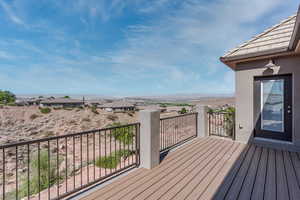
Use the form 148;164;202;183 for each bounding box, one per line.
235;55;300;151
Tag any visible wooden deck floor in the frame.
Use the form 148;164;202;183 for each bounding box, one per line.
80;137;300;200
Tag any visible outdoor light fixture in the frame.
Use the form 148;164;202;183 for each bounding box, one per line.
265;59;278;68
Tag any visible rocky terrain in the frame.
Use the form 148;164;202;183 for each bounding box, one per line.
0;105;180;199
0;106;138;145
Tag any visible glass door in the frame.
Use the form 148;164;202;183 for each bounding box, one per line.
254;75;292;141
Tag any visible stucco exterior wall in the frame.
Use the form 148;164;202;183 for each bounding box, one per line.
235;55;300;151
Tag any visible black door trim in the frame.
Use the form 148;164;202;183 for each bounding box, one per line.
254;74;292;141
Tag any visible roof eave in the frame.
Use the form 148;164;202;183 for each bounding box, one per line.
289;5;300;50
220;47;298;70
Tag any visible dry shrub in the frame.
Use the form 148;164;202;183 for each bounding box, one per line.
107;114;118;121
30;114;39;120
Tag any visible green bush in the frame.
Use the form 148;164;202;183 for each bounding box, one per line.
39;107;51;114
0;90;16;104
116;149;133;158
95;149;133;169
7;103;17;106
95;154;119;169
18;150;60;198
91;106;99;114
179;107;187;114
107;122;134;145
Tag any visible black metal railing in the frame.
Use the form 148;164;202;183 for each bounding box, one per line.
208;111;235;139
0;123;140;200
160;113;198;152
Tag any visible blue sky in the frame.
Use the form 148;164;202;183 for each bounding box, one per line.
0;0;298;96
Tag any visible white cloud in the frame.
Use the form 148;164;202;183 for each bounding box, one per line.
138;0;173;13
103;0;296;94
0;0;297;95
0;0;25;25
0;50;15;59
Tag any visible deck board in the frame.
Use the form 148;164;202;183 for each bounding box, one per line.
86;139;215;200
80;137;300;200
132;139;224;200
283;151;300;200
119;139;223;200
276;150;290;200
184;142;239;200
250;147;268;200
166;141;234;200
224;145;256;200
199;144;245;200
264;149;277;200
237;146;262;200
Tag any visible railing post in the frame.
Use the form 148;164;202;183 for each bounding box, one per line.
195;105;209;137
139;109;160;169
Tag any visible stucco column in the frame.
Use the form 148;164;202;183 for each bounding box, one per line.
139;109;160;169
195;105;209;137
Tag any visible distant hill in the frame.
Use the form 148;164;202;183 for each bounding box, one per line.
124;93;234;102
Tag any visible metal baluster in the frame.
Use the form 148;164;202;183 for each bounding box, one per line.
127;126;130;166
87;134;89;184
27;145;30;200
73;136;75;190
48;141;50;200
56;139;59;198
93;132;96;181
110;129;112;174
80;135;83;187
38;143;40;200
135;124;138;166
104;130;107;176
65;137;68;193
114;129;117;172
15;146;18;200
2;148;5;200
99;131;101;178
131;126;134;165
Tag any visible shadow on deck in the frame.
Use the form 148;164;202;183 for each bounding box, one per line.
77;137;300;200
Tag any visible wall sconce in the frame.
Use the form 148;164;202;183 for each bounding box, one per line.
265;59;278;68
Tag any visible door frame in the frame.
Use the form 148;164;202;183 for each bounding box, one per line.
253;74;293;141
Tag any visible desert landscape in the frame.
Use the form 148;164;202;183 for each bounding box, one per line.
0;95;234;200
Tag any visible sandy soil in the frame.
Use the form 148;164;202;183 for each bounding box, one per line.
0;98;234;199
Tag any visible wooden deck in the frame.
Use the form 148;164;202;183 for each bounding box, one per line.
80;137;300;200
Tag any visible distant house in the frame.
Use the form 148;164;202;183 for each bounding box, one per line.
40;98;84;108
85;100;107;107
15;98;38;106
99;101;135;112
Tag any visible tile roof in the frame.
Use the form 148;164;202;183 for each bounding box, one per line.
40;98;84;104
222;15;297;60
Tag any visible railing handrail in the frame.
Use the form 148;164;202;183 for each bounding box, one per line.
160;112;197;152
208;111;233;114
160;112;198;121
2;112;199;149
0;122;140;149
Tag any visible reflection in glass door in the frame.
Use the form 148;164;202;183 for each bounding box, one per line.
261;80;284;132
254;75;292;141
